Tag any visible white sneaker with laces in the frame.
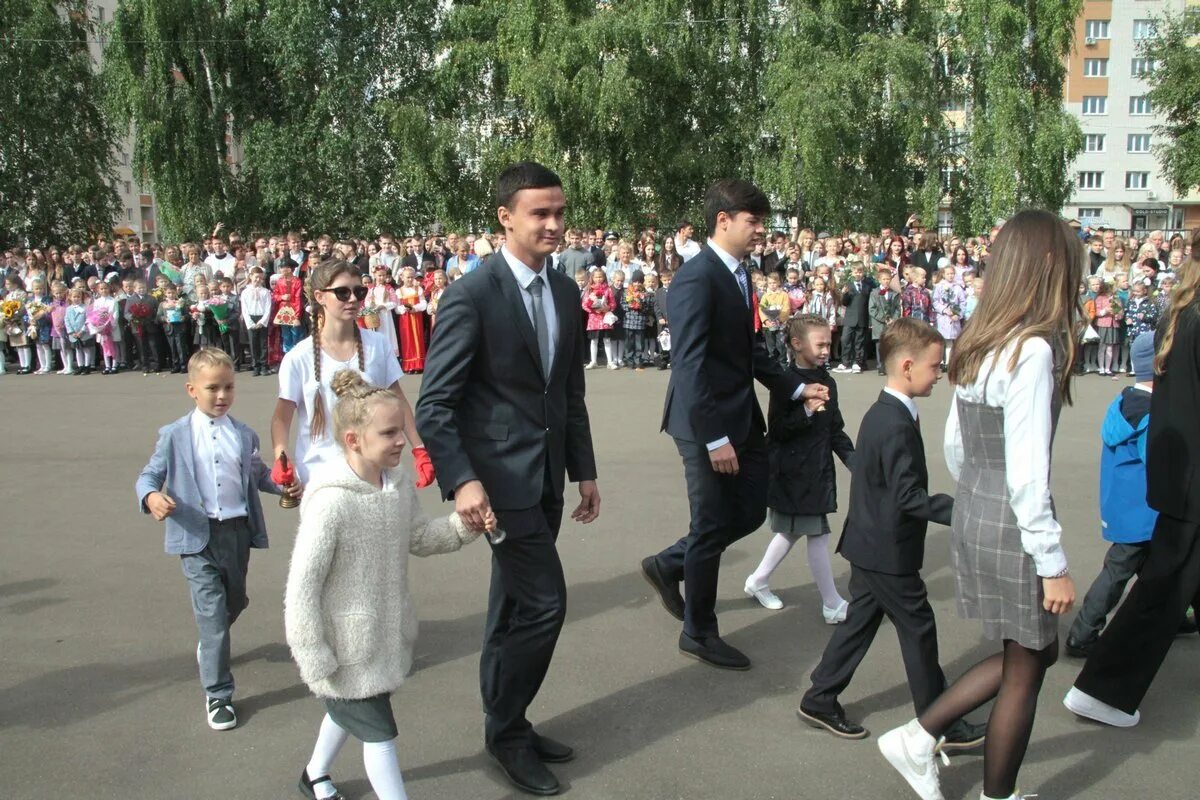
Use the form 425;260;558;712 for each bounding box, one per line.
878;719;948;800
822;600;849;624
1063;686;1140;727
744;578;783;610
851;364;862;374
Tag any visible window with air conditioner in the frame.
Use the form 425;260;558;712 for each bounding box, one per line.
1132;20;1156;40
1084;59;1108;77
1125;172;1149;189
1077;171;1104;190
1085;20;1110;40
1128;134;1151;153
1129;96;1152;115
1082;96;1108;115
1085;134;1107;152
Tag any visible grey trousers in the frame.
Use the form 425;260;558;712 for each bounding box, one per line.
1068;541;1149;644
180;517;253;701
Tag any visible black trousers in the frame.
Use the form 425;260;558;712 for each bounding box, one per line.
248;325;268;370
481;467;566;750
764;328;786;364
802;565;945;716
134;327;161;371
655;430;769;639
1075;514;1200;714
163;325;188;369
840;325;868;368
219;328;240;367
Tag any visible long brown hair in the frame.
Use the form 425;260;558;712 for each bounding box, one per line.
948;210;1082;404
308;259;365;440
1153;228;1200;374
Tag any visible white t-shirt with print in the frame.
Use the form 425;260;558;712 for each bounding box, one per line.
278;329;404;483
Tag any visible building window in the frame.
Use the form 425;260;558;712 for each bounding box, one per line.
1077;171;1104;190
1129;95;1152;115
126;208;133;221
1083;58;1108;77
123;181;131;194
120;151;129;166
1126;172;1150;189
1085;20;1110;40
1132;20;1156;40
1131;58;1156;77
1078;207;1103;219
1128;134;1152;153
1085;134;1107;152
1082;96;1107;115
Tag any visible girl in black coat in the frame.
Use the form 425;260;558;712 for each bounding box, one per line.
745;313;855;620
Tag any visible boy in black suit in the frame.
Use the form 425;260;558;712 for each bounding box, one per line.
833;259;875;374
797;318;984;751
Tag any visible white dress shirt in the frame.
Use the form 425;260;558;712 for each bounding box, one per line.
943;336;1067;577
705;239;807;451
883;386;919;421
240;286;272;327
501;246;558;372
675;235;702;263
189;409;247;520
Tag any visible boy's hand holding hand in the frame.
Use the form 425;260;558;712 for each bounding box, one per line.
147;491;177;521
801;384;830;403
803;397;825;414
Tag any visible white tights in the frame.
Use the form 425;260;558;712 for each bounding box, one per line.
17;346;32;370
36;343;51;372
589;338;600;365
306;714;407;800
750;532;845;609
603;339;617;365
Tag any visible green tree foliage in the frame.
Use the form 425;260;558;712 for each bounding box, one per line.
1142;8;1200;198
1;0;120;249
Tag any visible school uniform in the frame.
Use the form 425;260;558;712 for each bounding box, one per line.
240;286;272;373
868;286;901;371
838;277;876;369
802;390;953;718
135;412;282;701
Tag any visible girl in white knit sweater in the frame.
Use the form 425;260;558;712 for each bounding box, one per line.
285;369;493;800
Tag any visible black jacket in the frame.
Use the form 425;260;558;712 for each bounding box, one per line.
840;276;876;328
661;245;800;445
1148;305;1200;522
766;366;855;515
836;391;953;574
416;254;597;509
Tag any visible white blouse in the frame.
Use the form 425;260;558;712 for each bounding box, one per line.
943;336;1067;577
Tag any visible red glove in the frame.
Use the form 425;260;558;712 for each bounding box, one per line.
271;456;296;487
412;447;435;489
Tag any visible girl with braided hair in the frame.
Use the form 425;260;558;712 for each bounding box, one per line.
271;260;435;488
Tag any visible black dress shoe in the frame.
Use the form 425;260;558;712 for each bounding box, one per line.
938;718;987;754
488;745;561;796
532;732;574;763
1064;635;1095;658
641;556;685;621
298;767;346;800
679;632;750;670
795;706;868;740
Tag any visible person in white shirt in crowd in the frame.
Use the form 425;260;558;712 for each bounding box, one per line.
673;220;702;263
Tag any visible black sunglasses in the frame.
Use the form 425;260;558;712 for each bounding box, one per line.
325;286;369;302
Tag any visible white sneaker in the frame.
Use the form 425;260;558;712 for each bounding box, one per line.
878;719;947;800
1063;686;1140;727
832;364;851;373
585;362;598;370
822;600;849;624
744;578;783;610
851;364;862;374
607;363;619;370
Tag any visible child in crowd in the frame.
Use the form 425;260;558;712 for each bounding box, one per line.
621;270;655;370
64;286;94;374
583;268;616;369
759;272;791;366
798;319;983;752
1123;281;1158;375
88;278;120;374
785;268;807;319
834;261;874;374
273;258;305;354
745;314;854;618
136;347;295;732
125;278;161;374
901;267;932;324
964;277;984;322
240;267;273;376
868;268;900;375
192;284;216;349
158;284;189;373
1086;278;1123;378
427;269;449;329
286;369;487;800
28;276;53;373
50;281;73;374
805;277;837;334
608;270;627;368
215;276;241;370
932;265;966;369
396;267;428;374
4;275;31;373
655;270;672;369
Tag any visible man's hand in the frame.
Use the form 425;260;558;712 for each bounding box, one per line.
801;383;830;403
804;397;826;414
709;442;739;475
455;480;492;532
146;491;177;521
571;480;601;524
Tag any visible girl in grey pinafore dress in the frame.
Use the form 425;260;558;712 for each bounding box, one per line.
951;360;1062;650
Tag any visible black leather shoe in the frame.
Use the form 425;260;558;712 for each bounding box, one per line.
938;718;987;754
641;556;685;621
796;706;868;740
488;746;561;796
679;632;750;670
532;732;574;763
298;767;346;800
1065;635;1095;658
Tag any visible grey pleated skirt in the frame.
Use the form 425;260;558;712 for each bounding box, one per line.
325;693;397;742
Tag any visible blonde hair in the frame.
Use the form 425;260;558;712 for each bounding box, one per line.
308;259;366;440
474;238;494;257
1154;228;1200;374
879;316;944;366
948;209;1082;403
188;346;234;379
329;369;402;448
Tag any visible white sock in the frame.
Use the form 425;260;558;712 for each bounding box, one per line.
18;347;31;369
37;344;51;371
750;532;797;586
306;715;350;799
806;534;845;609
105;355;115;370
604;339;616;364
363;739;408;800
589;339;599;364
62;349;74;372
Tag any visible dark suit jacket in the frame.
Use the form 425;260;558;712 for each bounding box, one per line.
840;277;877;328
837;392;953;574
661;245;800;446
1148;305;1200;522
762;250;787;277
416;254;597;510
912;250;942;272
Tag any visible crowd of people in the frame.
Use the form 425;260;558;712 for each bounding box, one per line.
2;217;1189;379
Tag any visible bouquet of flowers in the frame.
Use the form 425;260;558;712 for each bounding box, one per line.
190;299;209;325
1109;297;1124;319
624;286;644;312
86;305;112;336
1;299;23;336
358;305;381;329
946;300;963;320
151;287;165;301
836;266;856;290
128;301;153;336
588;290;609;312
207;295;232;334
162;299;185;324
274;305;299;327
25;299;48;338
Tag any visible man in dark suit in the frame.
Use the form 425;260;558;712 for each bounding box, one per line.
416;162;600;797
640;179;829;671
834;258;876;374
910;231;942;272
798;319;981;749
761;231;789;277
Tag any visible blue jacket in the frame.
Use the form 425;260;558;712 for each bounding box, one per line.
1099;390;1157;544
135;413;282;554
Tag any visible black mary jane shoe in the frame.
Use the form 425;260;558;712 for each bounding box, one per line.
298;768;346;800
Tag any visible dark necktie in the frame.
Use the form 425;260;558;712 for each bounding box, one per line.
526;276;551;375
734;265;750;309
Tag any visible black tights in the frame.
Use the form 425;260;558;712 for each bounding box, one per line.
918;639;1058;798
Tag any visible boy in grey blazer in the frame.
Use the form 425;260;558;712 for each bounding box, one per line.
135;347;296;731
